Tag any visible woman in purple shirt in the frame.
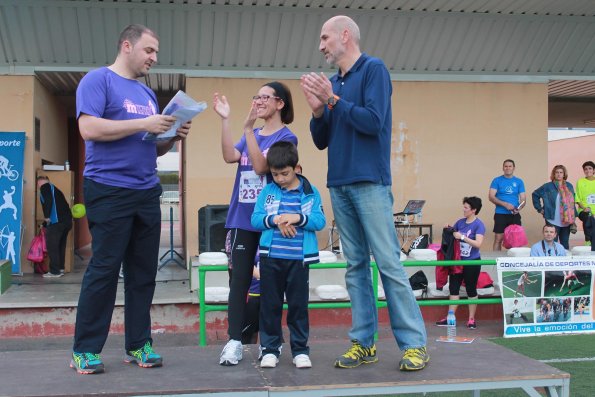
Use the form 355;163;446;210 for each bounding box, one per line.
436;196;486;330
213;82;298;366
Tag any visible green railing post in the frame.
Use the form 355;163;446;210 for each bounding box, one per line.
198;264;228;346
198;265;207;346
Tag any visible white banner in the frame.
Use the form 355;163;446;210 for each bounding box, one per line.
497;256;595;337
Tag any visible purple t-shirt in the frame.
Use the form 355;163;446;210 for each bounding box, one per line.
453;218;486;260
226;126;297;231
76;67;160;189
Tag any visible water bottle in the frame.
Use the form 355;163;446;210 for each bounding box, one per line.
447;310;456;341
64;161;70;171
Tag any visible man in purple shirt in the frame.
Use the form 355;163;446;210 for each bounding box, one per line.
71;24;191;375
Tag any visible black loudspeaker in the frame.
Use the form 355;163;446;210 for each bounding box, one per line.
198;205;229;253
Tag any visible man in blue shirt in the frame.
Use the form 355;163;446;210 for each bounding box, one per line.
300;15;428;372
530;224;566;257
489;159;526;250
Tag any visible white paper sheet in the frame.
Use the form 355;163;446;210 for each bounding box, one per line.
143;90;207;141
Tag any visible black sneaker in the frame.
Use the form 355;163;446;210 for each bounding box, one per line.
435;318;448;326
334;340;378;368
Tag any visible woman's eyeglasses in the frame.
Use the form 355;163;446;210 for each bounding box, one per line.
252;95;280;103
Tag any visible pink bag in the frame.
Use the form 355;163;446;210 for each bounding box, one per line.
503;224;528;249
27;228;47;263
477;272;494;288
462;271;494;288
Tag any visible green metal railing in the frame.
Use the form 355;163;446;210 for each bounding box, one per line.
197;259;500;346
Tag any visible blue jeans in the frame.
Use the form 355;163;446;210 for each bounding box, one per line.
330;182;427;350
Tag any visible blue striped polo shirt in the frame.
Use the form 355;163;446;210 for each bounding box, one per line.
270;183;304;260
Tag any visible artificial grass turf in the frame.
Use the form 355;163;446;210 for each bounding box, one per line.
489;334;595;360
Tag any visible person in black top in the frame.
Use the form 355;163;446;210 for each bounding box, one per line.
37;175;72;278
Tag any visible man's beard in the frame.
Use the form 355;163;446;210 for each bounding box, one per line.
325;48;344;67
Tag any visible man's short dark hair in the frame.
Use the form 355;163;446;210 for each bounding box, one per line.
503;159;516;167
117;24;158;53
266;141;299;170
463;196;482;215
582;161;595;169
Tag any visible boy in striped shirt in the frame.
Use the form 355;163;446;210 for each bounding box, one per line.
251;141;326;369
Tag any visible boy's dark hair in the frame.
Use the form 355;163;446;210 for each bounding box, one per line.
263;81;294;124
503;159;515;167
463;196;482;215
582;160;595;169
267;141;299;170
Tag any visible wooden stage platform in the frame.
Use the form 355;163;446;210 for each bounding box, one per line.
0;338;569;396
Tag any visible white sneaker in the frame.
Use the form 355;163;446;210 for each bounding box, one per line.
292;354;312;369
42;272;64;278
260;354;279;368
219;339;242;366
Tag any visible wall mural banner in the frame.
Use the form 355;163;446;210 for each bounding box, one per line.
497;256;595;338
0;132;26;273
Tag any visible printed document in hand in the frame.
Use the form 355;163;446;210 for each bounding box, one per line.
143;90;207;141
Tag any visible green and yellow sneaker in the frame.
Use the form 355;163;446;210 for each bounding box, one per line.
399;346;430;371
334;340;378;368
124;341;163;368
70;352;104;374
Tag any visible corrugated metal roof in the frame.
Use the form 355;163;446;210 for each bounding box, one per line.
73;0;595;17
1;0;594;99
549;80;595;98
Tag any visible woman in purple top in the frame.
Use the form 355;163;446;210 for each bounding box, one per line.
214;82;298;366
436;196;486;330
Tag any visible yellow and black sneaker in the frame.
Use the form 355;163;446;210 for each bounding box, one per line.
399;346;430;371
334;340;378;368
